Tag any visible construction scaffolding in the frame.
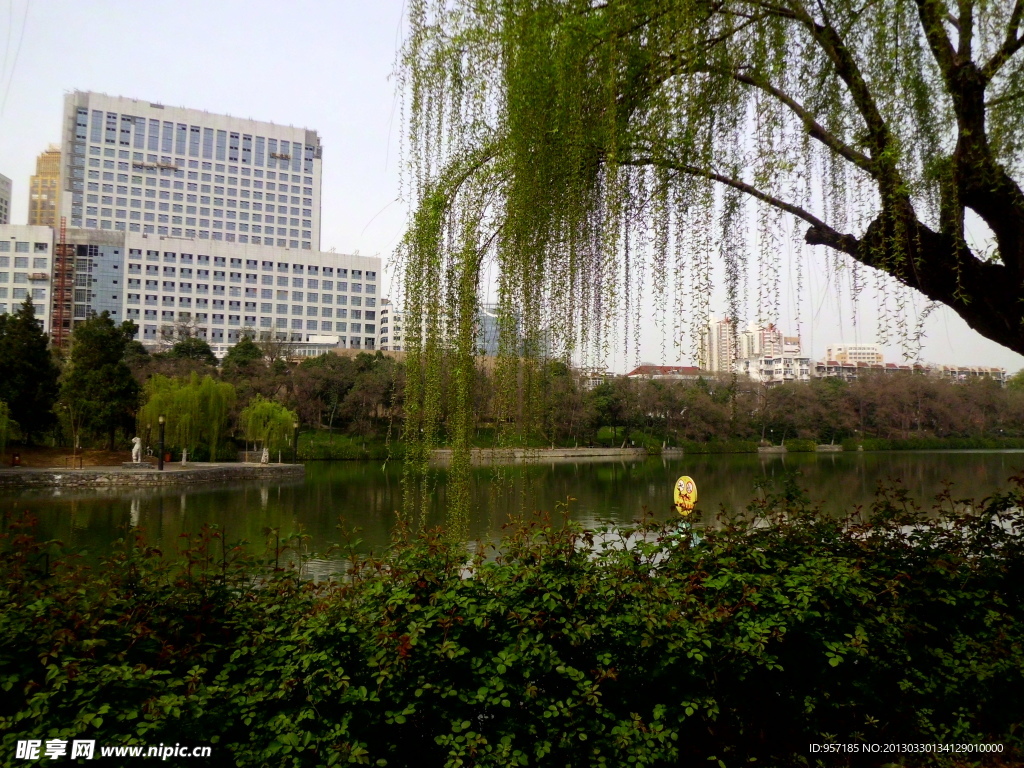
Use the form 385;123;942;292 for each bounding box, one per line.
51;216;74;347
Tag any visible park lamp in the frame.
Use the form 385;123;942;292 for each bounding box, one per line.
157;415;166;471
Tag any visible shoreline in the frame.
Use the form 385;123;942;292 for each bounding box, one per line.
0;462;305;489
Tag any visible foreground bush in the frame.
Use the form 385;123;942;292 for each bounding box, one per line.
1;479;1023;767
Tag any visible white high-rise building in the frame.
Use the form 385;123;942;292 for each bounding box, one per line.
58;92;323;251
699;315;737;373
825;343;883;365
0;173;11;224
0;224;379;356
0;225;55;330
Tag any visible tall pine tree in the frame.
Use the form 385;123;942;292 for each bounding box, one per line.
60;313;140;450
0;298;59;441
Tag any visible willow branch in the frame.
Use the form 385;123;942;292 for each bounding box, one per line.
620;154;859;254
982;0;1024;80
730;71;876;173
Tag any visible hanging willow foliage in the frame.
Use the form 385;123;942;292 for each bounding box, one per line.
397;0;1024;522
137;374;236;460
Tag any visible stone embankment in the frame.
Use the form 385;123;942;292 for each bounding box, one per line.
432;447;651;464
0;463;305;489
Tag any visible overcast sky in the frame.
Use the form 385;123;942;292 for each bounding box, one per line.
0;0;1020;374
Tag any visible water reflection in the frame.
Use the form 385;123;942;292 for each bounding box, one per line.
2;451;1021;571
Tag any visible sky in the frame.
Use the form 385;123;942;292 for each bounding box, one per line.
0;0;1020;374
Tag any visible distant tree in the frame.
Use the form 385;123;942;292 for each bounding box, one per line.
60;313;140;450
239;395;297;455
0;298;59;441
167;335;217;366
291;354;357;437
1008;370;1024;392
222;336;265;370
137;373;236;460
123;340;150;365
0;400;14;457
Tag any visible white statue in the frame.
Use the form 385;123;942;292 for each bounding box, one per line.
260;447;270;465
181;448;188;466
131;436;142;463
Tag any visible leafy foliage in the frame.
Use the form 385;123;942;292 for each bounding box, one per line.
59;313;140;450
239;395;297;452
1;480;1023;766
137;373;236;459
0;298;59;440
166;336;218;366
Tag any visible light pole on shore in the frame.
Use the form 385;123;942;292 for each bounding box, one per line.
292;421;299;464
158;415;166;471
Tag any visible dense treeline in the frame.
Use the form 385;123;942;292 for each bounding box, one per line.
1;297;1023;456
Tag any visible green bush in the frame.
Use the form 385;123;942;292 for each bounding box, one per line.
678;439;759;454
2;479;1023;766
782;438;817;452
843;436;1024;452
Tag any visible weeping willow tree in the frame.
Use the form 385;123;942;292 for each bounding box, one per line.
137;374;236;460
239;396;297;456
398;0;1024;519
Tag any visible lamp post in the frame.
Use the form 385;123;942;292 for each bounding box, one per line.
292;421;299;464
158;415;166;471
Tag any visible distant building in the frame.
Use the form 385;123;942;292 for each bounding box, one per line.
932;365;1007;385
825;343;883;365
812;360;1005;385
0;225;55;332
0;173;11;224
699;315;737;372
0;223;379;356
625;365;707;381
378;299;405;351
737;353;812;386
28;146;61;228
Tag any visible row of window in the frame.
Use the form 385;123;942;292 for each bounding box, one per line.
83;146;313;186
130;313;375;332
0;287;46;300
70;220;312;248
127;251;374;279
124;284;375;302
0;242;48;253
125;295;374;318
0;273;49;285
83;215;312;236
79;108;318;173
0;256;49;269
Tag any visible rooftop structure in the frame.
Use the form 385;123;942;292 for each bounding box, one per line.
624;365;707;380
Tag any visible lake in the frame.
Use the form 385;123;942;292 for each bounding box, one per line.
3;451;1022;573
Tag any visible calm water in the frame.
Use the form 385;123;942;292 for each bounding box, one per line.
3;451;1022;572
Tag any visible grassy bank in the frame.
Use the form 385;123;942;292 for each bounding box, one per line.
1;478;1022;766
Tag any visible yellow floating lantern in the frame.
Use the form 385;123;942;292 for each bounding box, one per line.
673;475;697;515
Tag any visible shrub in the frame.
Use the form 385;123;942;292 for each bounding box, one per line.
1;479;1023;766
